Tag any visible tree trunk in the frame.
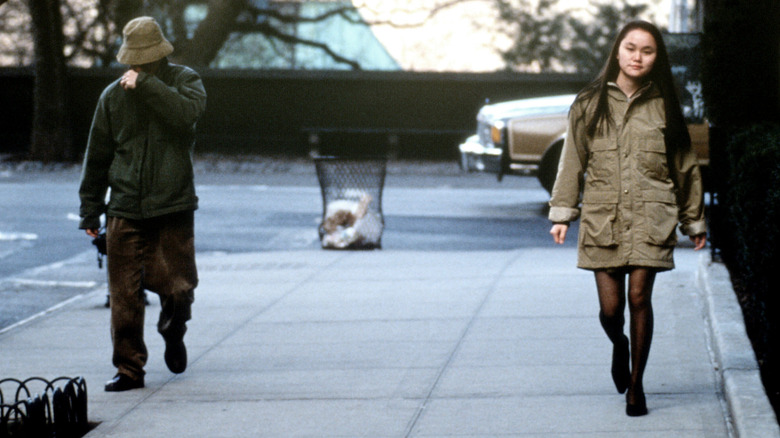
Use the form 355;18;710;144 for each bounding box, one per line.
173;0;246;67
27;0;73;162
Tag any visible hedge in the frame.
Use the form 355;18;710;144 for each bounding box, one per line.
721;122;780;411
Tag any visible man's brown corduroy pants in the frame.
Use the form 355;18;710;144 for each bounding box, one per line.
106;211;197;380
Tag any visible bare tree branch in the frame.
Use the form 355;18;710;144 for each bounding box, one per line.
357;0;492;27
172;0;366;68
247;5;363;25
234;19;362;70
247;0;486;30
8;0;475;71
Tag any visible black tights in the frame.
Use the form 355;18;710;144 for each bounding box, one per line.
595;268;656;404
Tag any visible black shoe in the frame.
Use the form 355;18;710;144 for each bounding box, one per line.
626;391;648;417
611;335;630;394
164;335;187;374
104;374;144;392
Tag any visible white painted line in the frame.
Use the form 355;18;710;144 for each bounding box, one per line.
0;290;99;336
11;279;98;288
17;250;96;277
0;232;38;241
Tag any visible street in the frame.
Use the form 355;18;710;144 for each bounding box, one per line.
0;159;570;331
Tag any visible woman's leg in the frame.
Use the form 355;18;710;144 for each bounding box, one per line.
625;267;657;415
594;270;629;393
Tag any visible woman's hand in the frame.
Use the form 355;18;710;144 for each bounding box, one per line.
550;223;569;245
85;228;100;238
691;233;707;251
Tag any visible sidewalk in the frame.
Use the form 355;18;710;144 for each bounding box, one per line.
1;246;778;437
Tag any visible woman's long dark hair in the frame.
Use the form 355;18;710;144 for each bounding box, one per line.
577;20;690;154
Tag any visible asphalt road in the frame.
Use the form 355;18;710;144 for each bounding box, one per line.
0;158;574;331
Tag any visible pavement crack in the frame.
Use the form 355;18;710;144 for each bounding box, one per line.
402;250;523;437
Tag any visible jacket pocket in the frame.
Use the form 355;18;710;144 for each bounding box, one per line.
638;138;670;181
643;200;679;247
587;138;617;184
581;202;618;247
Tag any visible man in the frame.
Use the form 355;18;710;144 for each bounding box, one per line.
79;16;207;392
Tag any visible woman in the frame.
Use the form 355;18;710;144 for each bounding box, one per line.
548;20;707;416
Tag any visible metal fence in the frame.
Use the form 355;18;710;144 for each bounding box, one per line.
1;376;89;438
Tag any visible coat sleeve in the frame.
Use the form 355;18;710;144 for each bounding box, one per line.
135;68;206;132
78;93;115;230
670;144;707;236
548;103;588;223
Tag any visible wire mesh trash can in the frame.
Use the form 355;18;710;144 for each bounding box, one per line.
314;156;387;249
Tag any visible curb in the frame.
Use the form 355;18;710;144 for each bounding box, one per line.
697;252;780;438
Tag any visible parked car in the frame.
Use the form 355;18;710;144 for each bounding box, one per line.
459;94;709;193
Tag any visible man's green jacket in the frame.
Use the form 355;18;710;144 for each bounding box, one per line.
79;61;207;230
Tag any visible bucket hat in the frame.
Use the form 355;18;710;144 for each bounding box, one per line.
116;17;173;65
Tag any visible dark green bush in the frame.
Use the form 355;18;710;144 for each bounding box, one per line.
723;122;780;410
727;124;780;282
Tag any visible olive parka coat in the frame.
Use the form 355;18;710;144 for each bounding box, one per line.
548;82;707;271
79;60;207;231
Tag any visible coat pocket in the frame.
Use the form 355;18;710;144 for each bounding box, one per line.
587;138;618;184
581;202;618;247
638;138;670;181
643;200;679;247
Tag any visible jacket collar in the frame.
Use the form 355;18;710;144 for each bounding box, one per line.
607;80;659;103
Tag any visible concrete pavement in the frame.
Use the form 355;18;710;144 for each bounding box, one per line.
1;245;778;437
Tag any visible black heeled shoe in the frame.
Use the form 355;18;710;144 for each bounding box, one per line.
611;335;630;394
626;390;648;417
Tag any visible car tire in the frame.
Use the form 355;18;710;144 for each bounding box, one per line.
538;140;564;194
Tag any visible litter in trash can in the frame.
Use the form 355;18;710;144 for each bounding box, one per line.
314;157;386;249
